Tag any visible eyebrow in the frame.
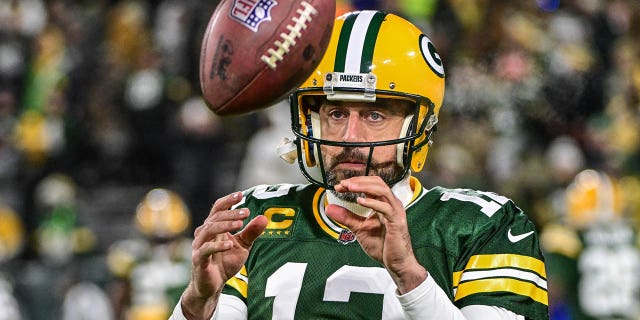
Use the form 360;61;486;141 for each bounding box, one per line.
320;99;413;116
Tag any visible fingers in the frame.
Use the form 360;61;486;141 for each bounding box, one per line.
192;215;267;269
191;191;266;262
191;204;248;267
193;192;249;249
334;176;404;220
326;204;365;230
211;191;244;217
356;197;393;216
236;215;268;247
334;176;390;199
193;238;233;267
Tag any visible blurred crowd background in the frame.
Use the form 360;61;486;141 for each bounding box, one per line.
0;0;639;319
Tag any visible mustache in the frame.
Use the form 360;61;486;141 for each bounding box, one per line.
329;148;369;170
328;148;396;173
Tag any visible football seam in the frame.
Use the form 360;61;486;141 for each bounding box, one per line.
260;1;318;69
218;65;270;114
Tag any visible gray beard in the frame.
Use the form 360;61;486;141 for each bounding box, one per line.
326;164;404;202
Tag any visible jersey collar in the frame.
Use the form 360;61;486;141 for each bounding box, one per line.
312;174;423;243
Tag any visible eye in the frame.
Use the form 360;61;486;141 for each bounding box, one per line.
328;109;347;120
367;111;384;122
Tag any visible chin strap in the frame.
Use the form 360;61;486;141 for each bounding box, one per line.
326;191;373;217
326;174;413;217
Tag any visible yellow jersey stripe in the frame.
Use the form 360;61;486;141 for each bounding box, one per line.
225;266;248;298
459;268;547;290
455;278;548;306
463;254;546;279
312;188;339;239
453;271;463;287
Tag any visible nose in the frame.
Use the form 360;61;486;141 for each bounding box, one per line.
342;111;365;142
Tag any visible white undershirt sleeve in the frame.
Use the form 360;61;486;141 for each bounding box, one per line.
397;274;524;320
168;300;188;320
168;294;248;320
212;294;248;320
461;305;525;320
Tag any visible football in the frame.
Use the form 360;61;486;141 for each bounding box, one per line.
200;0;336;116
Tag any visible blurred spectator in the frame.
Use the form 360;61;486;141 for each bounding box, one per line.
0;204;24;265
62;281;114;320
31;173;96;265
107;188;192;320
540;169;640;319
11;172;109;320
0;203;25;319
0;90;21;212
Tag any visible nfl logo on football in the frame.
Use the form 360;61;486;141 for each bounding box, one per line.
229;0;277;32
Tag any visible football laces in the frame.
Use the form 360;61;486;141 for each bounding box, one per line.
261;1;317;69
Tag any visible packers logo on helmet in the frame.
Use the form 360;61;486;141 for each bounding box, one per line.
287;10;445;188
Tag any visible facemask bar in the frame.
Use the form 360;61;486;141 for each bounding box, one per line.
291;138;379;189
289;89;437;189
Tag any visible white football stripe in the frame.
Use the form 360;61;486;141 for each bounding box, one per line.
460;268;547;290
343;11;376;73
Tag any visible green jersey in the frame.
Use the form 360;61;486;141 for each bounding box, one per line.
222;177;548;319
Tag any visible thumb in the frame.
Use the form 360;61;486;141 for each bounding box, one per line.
235;215;268;248
326;204;365;230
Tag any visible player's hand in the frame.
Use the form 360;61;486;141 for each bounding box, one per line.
182;191;267;320
325;176;427;294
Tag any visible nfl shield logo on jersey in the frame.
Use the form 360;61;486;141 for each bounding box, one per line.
229;0;277;32
338;229;356;244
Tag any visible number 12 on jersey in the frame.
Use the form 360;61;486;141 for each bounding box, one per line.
265;263;402;319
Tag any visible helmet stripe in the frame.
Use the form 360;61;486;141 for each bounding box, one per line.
334;13;357;72
334;11;387;73
360;11;385;73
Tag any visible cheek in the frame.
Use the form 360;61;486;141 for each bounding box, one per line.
320;145;340;165
373;145;399;163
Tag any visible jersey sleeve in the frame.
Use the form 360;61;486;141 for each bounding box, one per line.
449;192;549;320
221;265;249;303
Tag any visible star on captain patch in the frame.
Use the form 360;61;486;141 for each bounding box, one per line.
261;207;297;239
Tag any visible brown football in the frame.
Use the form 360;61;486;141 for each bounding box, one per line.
199;0;335;116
